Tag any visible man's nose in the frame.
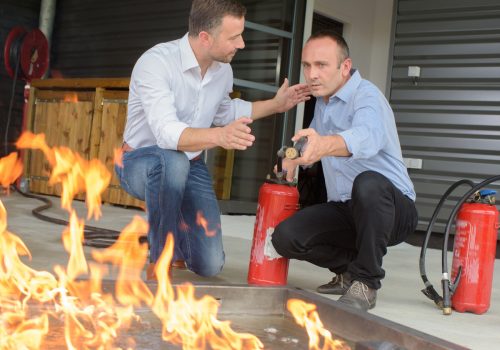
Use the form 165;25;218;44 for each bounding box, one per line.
238;36;245;49
307;67;318;80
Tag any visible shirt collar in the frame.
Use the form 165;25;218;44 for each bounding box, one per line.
179;33;199;72
333;69;361;103
179;33;222;75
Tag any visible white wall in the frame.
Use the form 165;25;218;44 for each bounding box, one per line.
294;0;394;133
311;0;394;93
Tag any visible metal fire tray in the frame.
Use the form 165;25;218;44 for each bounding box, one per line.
39;283;467;350
180;284;466;350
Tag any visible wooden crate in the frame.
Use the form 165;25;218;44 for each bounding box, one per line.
28;90;94;200
23;78;234;207
24;78;143;208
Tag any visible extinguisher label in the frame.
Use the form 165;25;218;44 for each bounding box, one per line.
453;220;479;284
264;227;283;260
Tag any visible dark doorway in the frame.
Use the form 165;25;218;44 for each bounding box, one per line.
298;13;343;208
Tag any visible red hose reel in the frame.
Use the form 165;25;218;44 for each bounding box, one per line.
3;26;49;81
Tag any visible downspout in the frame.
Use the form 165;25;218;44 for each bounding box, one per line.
39;0;56;78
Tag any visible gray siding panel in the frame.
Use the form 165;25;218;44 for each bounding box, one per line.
391;0;500;232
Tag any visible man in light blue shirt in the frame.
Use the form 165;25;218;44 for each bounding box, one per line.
272;30;418;311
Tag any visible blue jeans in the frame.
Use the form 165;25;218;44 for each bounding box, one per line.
115;145;224;277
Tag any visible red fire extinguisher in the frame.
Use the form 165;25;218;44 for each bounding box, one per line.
451;189;499;314
247;182;299;285
247;140;305;286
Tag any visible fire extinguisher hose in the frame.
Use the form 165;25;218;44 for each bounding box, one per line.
419;179;474;308
420;174;500;315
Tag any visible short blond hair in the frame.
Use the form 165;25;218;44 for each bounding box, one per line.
189;0;246;37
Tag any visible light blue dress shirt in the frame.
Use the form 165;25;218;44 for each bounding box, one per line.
310;70;416;202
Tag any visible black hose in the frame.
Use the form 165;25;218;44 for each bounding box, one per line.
419;179;474;308
4;33;22;156
12;184;146;248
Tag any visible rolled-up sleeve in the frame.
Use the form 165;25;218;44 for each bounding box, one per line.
338;93;386;159
134;54;188;150
213;96;252;126
212;70;252;126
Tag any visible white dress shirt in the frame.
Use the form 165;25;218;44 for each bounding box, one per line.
124;33;252;159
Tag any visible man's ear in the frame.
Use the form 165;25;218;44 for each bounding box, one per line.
342;58;353;76
199;31;212;47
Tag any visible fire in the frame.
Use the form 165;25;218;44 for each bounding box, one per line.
64;92;79;103
0;131;346;349
92;216;153;308
113;148;124;168
196;211;217;237
16;132;111;220
287;299;350;350
0;152;23;191
0;199;54;348
152;234;263;350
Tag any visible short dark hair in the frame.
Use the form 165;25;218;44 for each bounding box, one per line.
308;30;350;64
189;0;246;37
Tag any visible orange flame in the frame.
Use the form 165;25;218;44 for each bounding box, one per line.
62;211;89;280
0;200;55;347
64;92;78;103
113;147;124;168
152;234;264;350
16;132;111;219
287;299;350;350
0;152;23;190
196;211;217;237
0;131;345;349
92;216;154;307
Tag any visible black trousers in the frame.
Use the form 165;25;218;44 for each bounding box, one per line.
272;170;418;289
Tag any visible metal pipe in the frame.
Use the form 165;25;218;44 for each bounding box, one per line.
39;0;56;78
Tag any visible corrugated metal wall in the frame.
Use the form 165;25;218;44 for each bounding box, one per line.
49;0;304;205
0;0;40;157
50;0;190;78
390;0;500;232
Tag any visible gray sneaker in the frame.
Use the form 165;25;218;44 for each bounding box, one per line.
338;280;377;311
316;273;352;295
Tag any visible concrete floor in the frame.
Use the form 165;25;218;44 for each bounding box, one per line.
2;191;499;350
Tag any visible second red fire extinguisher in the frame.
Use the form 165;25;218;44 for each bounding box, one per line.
420;175;500;315
451;189;499;314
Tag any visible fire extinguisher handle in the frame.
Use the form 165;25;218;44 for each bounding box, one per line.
284;136;308;160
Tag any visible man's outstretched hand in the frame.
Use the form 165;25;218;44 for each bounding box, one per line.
274;78;311;113
217;117;255;150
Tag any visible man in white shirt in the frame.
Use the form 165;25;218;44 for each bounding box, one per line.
116;0;310;280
